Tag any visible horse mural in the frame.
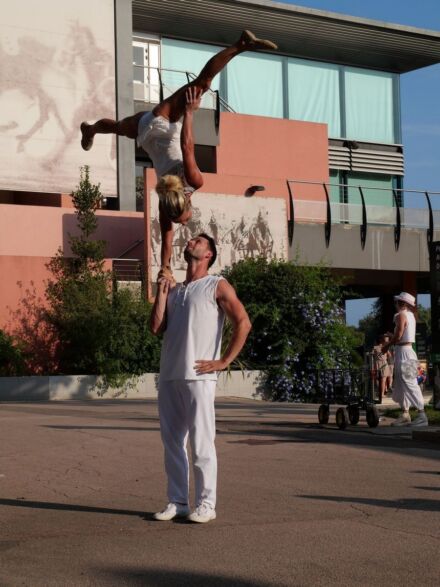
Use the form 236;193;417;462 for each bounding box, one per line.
0;22;116;188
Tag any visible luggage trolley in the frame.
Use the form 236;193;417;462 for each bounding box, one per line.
316;367;380;430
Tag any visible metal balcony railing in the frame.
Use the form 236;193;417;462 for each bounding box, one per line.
112;259;143;282
133;65;235;115
286;179;440;250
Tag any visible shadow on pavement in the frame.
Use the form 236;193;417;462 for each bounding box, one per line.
219;422;440;454
413;486;440;491
411;470;440;475
98;568;281;587
297;494;440;512
0;498;151;518
42;425;159;431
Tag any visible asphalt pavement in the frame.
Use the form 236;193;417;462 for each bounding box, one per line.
1;399;439;586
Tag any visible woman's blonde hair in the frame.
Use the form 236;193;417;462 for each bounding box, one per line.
156;175;190;221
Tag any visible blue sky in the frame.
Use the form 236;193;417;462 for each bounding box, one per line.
282;0;439;324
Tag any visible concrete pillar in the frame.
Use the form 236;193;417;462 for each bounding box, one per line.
114;0;136;211
402;271;417;297
380;294;395;334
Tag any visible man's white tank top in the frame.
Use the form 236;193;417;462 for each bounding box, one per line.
160;275;225;381
395;310;416;343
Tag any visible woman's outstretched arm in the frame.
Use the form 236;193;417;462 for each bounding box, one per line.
181;87;203;190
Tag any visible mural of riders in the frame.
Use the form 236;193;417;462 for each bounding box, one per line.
150;191;286;281
0;0;116;195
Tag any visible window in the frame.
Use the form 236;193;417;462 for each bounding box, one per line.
161;38;220;108
344;68;396;143
288;59;341;137
133;38;160;103
346;173;394;207
346;172;395;224
152;39;400;146
226;53;284;118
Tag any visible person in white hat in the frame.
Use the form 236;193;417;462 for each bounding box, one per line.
382;292;428;427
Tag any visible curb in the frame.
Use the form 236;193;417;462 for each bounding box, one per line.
412;428;440;444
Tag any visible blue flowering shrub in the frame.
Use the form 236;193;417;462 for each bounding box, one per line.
221;257;363;402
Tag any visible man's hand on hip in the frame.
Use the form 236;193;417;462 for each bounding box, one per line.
194;359;227;375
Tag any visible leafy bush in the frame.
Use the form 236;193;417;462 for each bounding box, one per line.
0;330;27;376
222;257;362;402
44;166;161;390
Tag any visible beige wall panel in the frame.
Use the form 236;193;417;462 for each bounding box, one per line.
0;0;117;195
150;191;288;282
290;223;439;272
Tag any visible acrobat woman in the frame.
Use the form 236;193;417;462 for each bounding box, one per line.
80;30;277;278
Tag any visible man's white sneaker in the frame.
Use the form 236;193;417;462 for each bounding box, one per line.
188;503;216;524
410;412;429;427
391;413;411;426
153;503;190;521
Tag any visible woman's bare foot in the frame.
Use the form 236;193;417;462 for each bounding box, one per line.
80;122;94;151
239;30;278;51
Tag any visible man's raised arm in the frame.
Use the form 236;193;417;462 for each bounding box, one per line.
149;277;171;335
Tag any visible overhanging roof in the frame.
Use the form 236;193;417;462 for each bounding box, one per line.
132;0;440;73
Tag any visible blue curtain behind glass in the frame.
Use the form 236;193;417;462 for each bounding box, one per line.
347;173;394;206
226;53;284;118
161;38;220;93
288;59;341;138
345;68;395;143
161;38;398;146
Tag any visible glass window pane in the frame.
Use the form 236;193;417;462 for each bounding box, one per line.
161;38;220;104
288;59;341;137
347;173;394;207
133;46;144;83
329;170;341;203
345;68;395;143
227;53;284;118
346;172;395;224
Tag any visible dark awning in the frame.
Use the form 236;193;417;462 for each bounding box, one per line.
132;0;440;73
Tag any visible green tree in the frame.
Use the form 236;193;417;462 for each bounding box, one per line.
418;305;431;337
222;257;363;401
0;330;27;376
45;166;161;390
358;308;382;350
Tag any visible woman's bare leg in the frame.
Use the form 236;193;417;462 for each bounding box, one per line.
80;112;145;151
386;375;392;392
155;30;277;122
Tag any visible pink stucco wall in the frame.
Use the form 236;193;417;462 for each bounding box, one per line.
0;205;143;330
217;112;329;199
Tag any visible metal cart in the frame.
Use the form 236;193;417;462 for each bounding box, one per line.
315;367;380;430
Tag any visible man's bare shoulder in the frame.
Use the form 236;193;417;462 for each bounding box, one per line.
216;277;235;299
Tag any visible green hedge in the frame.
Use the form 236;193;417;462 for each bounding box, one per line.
222;257;363;401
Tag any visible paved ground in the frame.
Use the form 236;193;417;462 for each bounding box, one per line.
1;399;439;587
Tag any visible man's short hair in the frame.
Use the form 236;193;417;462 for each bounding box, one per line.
198;233;217;268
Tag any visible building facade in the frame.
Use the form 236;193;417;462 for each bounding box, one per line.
1;0;440;333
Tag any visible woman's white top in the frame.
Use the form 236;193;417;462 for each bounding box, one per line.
137;112;195;196
395;310;416;343
159;276;225;381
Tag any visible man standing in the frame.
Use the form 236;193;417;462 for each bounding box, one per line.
150;233;252;523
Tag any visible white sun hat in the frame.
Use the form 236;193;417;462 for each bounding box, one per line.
394;292;416;307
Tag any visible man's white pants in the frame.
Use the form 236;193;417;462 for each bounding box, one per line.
158;379;217;508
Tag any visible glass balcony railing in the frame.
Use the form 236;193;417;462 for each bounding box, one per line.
286;179;440;248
